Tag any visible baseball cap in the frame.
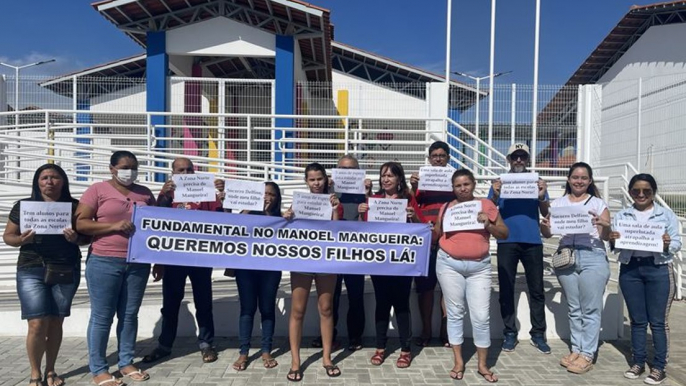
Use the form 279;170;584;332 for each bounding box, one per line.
507;143;530;156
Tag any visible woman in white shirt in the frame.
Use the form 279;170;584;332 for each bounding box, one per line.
541;162;611;375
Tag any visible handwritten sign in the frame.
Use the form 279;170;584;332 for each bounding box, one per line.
223;180;266;212
418;166;454;192
615;220;664;253
172;174;216;203
292;191;332;220
550;206;594;235
500;172;539;199
20;201;72;234
443;200;483;232
332;168;367;195
368;197;407;223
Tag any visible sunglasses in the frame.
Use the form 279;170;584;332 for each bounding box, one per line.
630;188;653;197
510;152;529;161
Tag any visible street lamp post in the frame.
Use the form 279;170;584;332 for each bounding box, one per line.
0;59;56;179
452;70;511;170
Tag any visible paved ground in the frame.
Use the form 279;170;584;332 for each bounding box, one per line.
1;299;685;386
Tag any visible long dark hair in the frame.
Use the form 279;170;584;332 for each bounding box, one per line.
304;162;329;194
564;162;601;198
30;164;72;202
628;173;658;193
265;181;282;216
376;162;412;199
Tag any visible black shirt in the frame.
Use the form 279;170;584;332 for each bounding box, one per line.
9;199;82;268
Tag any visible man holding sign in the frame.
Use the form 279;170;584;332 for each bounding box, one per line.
143;157;224;364
610;174;680;384
488;142;551;354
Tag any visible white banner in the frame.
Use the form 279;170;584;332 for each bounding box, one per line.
20;201;72;234
550;206;594;235
500;172;539;199
172;174;216;203
614;220;664;253
332;168;366;195
443;200;483;232
222;180;266;212
292;191;332;220
368;197;407;223
418;166;454;192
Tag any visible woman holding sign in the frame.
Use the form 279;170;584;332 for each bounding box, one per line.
610;174;679;385
540;162;611;375
283;163;341;382
75;151;156;386
358;161;423;369
4;164;88;386
232;181;283;371
433;169;508;383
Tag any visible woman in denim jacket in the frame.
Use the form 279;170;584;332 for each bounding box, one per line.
610;174;680;385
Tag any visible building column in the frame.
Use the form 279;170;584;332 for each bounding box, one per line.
146;31;169;182
275;35;295;172
75;100;92;181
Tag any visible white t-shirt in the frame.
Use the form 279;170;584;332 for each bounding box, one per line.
633;207;654;223
551;194;608;249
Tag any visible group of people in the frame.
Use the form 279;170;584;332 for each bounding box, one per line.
4;141;678;386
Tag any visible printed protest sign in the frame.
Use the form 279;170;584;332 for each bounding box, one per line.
418;166;454;192
223;180;266;212
443;200;483;232
550;206;594;235
615;220;665;253
500;172;539;199
292;191;332;220
20;201;72;234
127;205;432;276
368;197;407;223
172;174;216;203
332;168;366;195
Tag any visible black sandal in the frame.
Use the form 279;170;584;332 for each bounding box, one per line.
45;372;65;386
142;347;171;363
28;376;42;386
201;347;218;363
286;368;302;382
323;365;341;378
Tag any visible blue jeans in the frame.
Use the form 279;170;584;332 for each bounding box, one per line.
436;249;492;348
619;257;675;370
159;265;215;351
85;254;150;376
16;266;80;320
235;269;282;355
555;247;609;358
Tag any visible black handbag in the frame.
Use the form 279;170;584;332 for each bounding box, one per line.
43;263;75;285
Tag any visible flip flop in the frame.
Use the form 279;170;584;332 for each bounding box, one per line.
262;357;278;369
478;371;498;383
449;368;465;380
232;359;248;371
29;376;42;386
92;376;121;386
45;372;65;386
286;368;302;382
120;368;149;382
323;365;341;378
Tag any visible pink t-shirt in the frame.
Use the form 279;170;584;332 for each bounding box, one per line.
439;198;500;260
79;181;156;258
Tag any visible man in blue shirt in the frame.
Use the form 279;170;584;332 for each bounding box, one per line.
488;143;551;354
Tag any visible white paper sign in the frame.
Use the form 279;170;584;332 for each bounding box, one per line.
20;201;72;234
615;220;665;253
418;166;454;192
550;206;594;235
292;191;332;220
222;180;266;212
500;172;539;199
367;197;407;223
332;168;366;195
443;200;483;232
172;174;216;203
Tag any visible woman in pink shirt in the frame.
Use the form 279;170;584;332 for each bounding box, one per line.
75;151;156;386
434;169;508;383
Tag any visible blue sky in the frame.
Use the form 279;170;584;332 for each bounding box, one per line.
0;0;647;85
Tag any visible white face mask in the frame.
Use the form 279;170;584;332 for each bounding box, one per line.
115;169;138;186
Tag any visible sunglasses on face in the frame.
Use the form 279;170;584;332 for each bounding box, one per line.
630;188;653;197
510;152;529;161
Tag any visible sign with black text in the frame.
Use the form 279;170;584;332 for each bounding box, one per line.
500;172;539;199
418;166;454;192
20;201;72;234
172;174;216;203
292;191;332;220
332;168;366;195
223;180;266;212
368;197;407;223
615;220;664;253
550;206;594;235
443;200;483;232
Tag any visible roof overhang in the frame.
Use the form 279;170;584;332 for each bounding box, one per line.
91;0;333;81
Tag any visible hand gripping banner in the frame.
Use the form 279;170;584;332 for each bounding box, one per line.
127;206;432;277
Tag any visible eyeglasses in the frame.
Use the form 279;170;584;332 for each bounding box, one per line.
429;153;448;159
630;188;653;197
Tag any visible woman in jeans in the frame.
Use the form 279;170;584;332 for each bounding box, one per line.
610;174;680;385
283;163;341;382
358;161;424;369
3;164;88;386
541;162;611;375
433;169;508;383
232;181;283;371
76;151;156;386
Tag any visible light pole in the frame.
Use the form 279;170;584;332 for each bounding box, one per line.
452;70;511;169
0;59;56;179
